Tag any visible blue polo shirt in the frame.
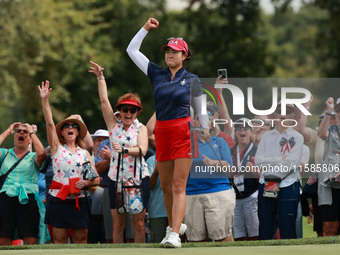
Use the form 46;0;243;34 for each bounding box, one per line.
186;136;233;195
147;62;202;121
95;139;111;187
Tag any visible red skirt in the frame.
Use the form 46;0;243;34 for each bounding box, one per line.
155;117;191;161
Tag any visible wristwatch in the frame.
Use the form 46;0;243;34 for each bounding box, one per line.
124;148;129;154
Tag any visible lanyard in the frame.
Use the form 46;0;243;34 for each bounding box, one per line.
236;143;253;171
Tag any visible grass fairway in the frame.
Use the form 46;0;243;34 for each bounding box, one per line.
0;220;337;255
1;236;340;255
1;244;340;255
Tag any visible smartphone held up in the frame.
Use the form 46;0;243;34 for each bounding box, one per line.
218;68;227;79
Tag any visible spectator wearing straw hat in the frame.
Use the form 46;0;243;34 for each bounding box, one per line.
39;81;100;244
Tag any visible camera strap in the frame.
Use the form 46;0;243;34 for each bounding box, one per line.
206;139;242;198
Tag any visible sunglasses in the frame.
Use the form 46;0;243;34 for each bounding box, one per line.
275;108;293;114
167;37;183;41
234;125;251;131
62;123;79;130
121;106;138;114
252;120;271;126
16;129;28;134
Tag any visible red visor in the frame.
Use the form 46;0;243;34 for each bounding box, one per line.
115;99;142;110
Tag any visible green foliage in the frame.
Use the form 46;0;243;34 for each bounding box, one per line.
313;0;340;77
260;4;327;78
0;0;165;146
0;0;309;147
172;0;275;78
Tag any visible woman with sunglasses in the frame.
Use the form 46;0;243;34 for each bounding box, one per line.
88;61;150;243
126;17;209;248
39;81;99;244
0;123;47;246
230;118;259;241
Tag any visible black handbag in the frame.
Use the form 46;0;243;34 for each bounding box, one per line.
82;161;99;180
115;148;144;215
0;151;29;189
82;160;99;223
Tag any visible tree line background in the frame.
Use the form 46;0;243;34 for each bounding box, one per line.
0;0;339;147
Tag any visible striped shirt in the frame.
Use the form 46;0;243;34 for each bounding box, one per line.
0;148;42;193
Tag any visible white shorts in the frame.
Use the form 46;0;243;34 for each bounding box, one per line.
232;190;259;239
184;189;236;241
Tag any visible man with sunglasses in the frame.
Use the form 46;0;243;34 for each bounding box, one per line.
0;122;47;245
255;104;304;240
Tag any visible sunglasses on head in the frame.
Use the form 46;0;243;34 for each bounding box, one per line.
16;129;28;134
275;108;293;115
121;106;138;114
62;123;79;130
234;125;251;131
167;37;183;41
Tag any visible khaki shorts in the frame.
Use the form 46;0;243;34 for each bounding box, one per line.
184;189;236;241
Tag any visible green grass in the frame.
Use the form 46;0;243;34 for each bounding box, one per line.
1;246;340;255
0;216;335;255
1;236;340;250
303;216;315;238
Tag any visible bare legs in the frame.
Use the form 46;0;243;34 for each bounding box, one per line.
323;221;339;236
53;227;88;244
0;236;38;246
158;158;191;233
111;209;146;243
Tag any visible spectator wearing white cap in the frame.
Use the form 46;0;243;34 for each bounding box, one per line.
317;97;340;237
91;129;109;160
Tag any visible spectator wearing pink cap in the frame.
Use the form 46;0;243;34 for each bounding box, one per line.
126;17;210;248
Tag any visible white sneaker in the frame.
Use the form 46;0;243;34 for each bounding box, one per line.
164;232;181;248
160;226;172;244
179;223;187;235
160;223;187;245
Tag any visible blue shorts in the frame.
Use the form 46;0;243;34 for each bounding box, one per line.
45;195;92;229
